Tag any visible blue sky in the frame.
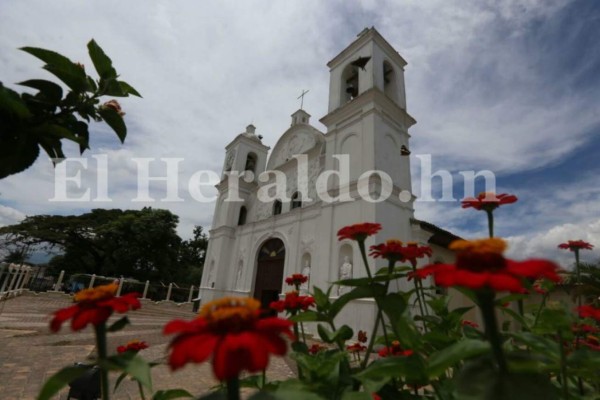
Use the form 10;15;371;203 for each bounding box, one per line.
0;0;598;267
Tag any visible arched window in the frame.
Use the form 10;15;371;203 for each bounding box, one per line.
237;206;247;226
341;64;359;104
245;153;257;173
291;192;302;210
383;61;398;102
273;199;282;216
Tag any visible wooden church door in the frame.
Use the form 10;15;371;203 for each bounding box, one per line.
253;238;285;311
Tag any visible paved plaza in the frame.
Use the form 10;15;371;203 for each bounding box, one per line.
0;292;295;400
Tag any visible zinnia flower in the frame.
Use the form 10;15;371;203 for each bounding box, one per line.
461;320;479;328
308;343;327;354
378;341;413;358
347;342;366;353
414;238;561;293
285;274;308;286
369;240;432;266
579;335;600;351
558;240;594;252
164;297;294;381
117;339;149;354
572;324;600;334
337;223;381;241
357;330;368;343
461;192;518;212
270;291;315;314
50;283;140;332
578;305;600;321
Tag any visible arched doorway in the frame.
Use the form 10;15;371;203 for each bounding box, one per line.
253;238;285;310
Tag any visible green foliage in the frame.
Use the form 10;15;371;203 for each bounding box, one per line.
0;39;140;179
0;208;206;282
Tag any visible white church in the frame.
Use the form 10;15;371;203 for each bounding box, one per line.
199;28;459;331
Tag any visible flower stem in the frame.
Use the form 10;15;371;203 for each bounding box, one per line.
94;323;110;400
358;241;373;280
137;381;146;400
486;210;494;238
575;250;582;309
557;330;569;400
361;311;381;369
226;376;240;400
532;293;548;328
477;291;507;374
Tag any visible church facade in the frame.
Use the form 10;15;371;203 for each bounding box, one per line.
198;28;458;332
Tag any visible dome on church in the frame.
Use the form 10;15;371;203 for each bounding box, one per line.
266;118;325;170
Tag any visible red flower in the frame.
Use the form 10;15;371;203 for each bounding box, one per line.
572;324;600;334
164;297;294;381
372;394;382;400
377;340;413;358
579;335;600;351
285;274;308;286
337;223;382;241
308;343;327;354
532;281;547;295
346;342;367;353
357;330;368;343
117;339;149;354
370;240;432;266
461;192;518;212
50;283;140;332
414;238;561;293
578;305;600;321
270;291;315;314
558;240;594;252
461;320;479;328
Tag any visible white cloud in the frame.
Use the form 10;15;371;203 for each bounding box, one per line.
0;0;597;244
0;205;26;227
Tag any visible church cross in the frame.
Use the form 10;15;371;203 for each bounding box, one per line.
297;89;310;110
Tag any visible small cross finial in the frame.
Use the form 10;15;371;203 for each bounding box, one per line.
297;89;309;110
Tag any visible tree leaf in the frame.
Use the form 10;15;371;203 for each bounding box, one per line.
0;83;32;118
98;107;126;142
18;79;63;103
119;80;142;97
87;39;117;80
124;355;153;391
21;46;88;91
36;365;90;400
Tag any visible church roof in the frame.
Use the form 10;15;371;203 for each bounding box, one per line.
411;218;462;248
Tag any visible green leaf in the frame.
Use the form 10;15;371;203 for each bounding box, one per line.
119;80;142;97
152;389;194;400
21;46;88;91
330;284;386;318
124;355;153;391
18;79;63;103
87;39;117;80
355;354;428;383
37;365;90;400
427;339;490;378
289;310;328;323
113;371;128;392
312;286;330;310
98;107;127;142
456;358;559;400
0;83;32;118
108;316;130;332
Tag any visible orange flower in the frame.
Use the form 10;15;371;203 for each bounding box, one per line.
558;240;594;251
461;192;517;212
370;240;432;266
414;238;561;293
285;274;308;286
337;223;381;241
50;283;140;332
164;297;294;381
117;339;149;353
270;291;315;313
102;99;126;116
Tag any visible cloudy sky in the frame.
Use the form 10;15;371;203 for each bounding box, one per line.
1;0;598;267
